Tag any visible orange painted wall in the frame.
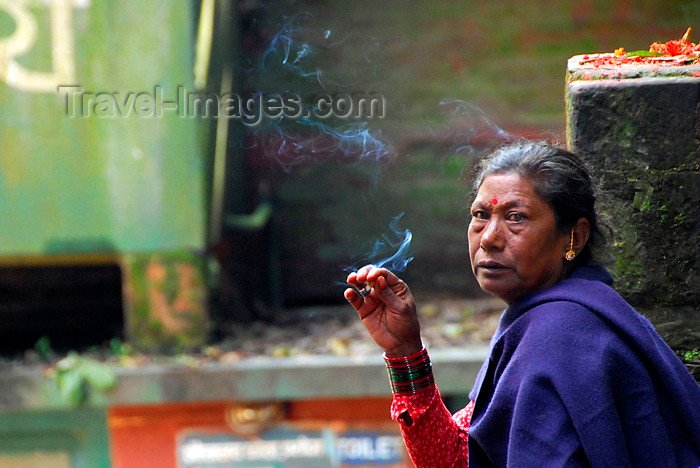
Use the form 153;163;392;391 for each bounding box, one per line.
108;396;401;468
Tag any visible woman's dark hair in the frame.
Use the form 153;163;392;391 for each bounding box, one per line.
472;141;608;265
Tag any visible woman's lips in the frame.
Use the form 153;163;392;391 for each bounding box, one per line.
476;261;510;274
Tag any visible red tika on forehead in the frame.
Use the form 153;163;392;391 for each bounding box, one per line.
492;198;498;205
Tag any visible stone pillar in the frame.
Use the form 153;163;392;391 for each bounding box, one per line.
566;58;699;371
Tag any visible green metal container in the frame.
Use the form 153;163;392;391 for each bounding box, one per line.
0;0;211;351
0;0;205;256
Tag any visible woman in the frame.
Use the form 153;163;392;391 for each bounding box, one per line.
344;142;700;467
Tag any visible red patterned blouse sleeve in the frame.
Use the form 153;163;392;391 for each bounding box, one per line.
390;384;474;467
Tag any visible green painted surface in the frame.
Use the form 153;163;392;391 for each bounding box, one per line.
0;408;110;468
0;0;205;255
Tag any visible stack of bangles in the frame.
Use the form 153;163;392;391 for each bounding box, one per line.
383;347;434;396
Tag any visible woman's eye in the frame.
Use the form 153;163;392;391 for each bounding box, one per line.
507;212;524;222
472;210;488;220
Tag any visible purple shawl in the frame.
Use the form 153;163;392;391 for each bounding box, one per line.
467;266;700;467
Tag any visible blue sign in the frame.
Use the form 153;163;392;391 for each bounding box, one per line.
178;430;333;468
337;432;404;465
177;428;405;468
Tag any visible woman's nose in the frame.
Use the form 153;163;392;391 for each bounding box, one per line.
480;219;504;251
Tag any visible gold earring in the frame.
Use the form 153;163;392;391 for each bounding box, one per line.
565;229;576;261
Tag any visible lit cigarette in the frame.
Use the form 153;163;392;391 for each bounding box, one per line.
341;280;376;298
360;280;375;296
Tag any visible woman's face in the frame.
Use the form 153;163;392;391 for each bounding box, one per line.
468;172;570;304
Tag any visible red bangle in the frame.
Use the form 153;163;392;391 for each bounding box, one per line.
383;347;426;363
384;353;430;369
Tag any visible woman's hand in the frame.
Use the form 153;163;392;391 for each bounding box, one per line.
344;265;422;358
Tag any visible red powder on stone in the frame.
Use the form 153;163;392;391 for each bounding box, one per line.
579;27;699;68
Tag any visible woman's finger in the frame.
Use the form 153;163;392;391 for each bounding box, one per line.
344;287;364;309
341;282;363;296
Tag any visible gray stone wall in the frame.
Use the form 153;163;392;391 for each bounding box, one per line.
566;74;699;374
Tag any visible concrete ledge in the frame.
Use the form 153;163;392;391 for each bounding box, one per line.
0;346;489;411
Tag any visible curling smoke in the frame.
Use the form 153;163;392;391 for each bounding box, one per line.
438;98;512;154
361;213;413;273
244;121;395;174
244;12;395;172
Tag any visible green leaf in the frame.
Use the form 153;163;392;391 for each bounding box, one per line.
81;361;117;391
625;50;659;57
57;370;85;405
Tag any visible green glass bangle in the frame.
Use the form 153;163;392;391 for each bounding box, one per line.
383;347;434;395
386;365;432;382
388;373;434;395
